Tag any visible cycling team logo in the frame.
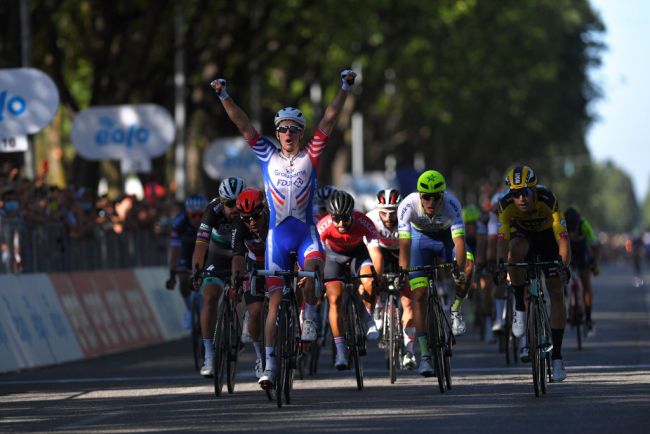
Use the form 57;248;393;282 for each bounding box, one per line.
95;117;150;147
0;90;27;122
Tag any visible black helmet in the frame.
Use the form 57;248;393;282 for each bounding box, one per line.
564;207;580;232
327;190;355;217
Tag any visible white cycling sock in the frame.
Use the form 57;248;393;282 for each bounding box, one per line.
203;338;214;360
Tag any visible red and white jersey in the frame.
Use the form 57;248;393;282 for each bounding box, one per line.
317;211;380;254
366;208;399;251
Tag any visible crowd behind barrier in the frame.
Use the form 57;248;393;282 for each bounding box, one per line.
1;164;177;274
1;163;649;275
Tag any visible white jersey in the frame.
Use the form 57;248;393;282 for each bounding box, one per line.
366;208;399;250
397;191;465;239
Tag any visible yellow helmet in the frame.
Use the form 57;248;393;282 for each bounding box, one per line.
504;165;537;190
417;170;446;193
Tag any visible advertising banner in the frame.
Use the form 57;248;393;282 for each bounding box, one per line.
203;136;264;188
71;104;175;160
0;68;60;139
0;136;28;153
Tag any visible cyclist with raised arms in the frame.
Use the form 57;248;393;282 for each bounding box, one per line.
166;194;208;327
367;188;416;369
494;165;570;382
398;170;468;377
564;206;601;336
231;188;269;379
211;69;356;388
191;177;246;378
317;190;383;369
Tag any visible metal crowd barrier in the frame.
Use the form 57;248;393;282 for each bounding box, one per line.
0;216;168;274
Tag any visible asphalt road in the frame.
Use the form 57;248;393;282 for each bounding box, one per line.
1;264;649;433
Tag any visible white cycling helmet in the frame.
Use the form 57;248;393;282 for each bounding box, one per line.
376;189;402;210
274;107;306;129
218;177;247;201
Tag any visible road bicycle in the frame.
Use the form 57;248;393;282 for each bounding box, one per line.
377;271;403;384
253;253;321;408
324;265;374;391
203;270;243;397
502;259;560;397
404;262;456;393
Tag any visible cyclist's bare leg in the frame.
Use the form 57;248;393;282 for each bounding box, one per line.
264;289;281;348
302;258;322;305
546;277;566;329
358;264;376;313
201;283;222;339
247;301;262;343
401;291;415;354
326;282;344;337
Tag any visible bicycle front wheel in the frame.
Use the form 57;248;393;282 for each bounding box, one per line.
226;301;241;394
427;300;446;393
213;302;229;397
191;296;203;371
275;304;289;408
388;296;399;384
349;299;364;391
528;303;542;397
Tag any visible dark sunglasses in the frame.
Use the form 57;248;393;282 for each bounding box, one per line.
242;210;263;223
510;187;531;198
223;199;236;208
188;211;203;219
332;214;352;224
276;125;303;134
420;193;442;202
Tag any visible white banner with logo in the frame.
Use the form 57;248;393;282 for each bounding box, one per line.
0;135;28;152
203;136;264;188
0;68;60;139
71;104;175;160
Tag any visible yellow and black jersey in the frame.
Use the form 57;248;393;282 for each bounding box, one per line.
497;186;568;241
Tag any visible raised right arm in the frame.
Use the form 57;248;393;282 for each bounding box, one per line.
210;79;258;142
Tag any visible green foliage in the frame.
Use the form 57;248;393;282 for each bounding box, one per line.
1;0;617;225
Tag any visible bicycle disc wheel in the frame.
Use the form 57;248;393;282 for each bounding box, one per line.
213;303;229;397
226;303;241;394
528;305;541;397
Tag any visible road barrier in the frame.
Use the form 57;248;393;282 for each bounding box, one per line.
0;267;187;374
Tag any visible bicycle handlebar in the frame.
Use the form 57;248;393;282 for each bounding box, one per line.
402;263;456;274
253;269;317;279
501;260;563;269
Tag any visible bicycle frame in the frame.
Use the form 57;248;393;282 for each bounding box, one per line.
405;263;456;393
253;264;320;407
504;259;559;397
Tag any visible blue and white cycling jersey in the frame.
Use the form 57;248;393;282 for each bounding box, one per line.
246;130;327;228
246;130;327;290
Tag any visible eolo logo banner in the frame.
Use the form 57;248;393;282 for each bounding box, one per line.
0;68;60;138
